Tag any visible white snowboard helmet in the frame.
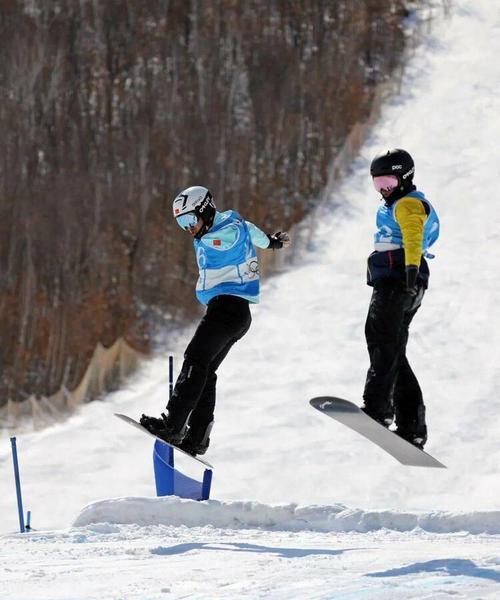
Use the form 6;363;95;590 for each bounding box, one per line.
172;186;216;237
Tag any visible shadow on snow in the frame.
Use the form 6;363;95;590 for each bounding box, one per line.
150;542;365;559
367;558;500;583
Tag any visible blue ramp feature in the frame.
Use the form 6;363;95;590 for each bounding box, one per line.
153;440;212;501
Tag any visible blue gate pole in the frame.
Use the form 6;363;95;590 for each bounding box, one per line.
10;438;25;533
201;469;213;501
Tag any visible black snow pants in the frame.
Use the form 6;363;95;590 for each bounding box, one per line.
363;278;426;431
166;294;252;439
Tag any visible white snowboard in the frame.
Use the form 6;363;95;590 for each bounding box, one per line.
115;413;213;469
310;397;446;469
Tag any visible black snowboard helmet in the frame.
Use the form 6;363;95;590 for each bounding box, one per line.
370;148;415;201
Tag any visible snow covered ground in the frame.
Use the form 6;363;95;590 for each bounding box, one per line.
1;1;500;598
2;520;499;600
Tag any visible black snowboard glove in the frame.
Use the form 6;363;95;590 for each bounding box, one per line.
405;265;419;296
267;231;291;249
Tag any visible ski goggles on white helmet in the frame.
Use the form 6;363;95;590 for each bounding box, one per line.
372;174;399;195
175;211;198;230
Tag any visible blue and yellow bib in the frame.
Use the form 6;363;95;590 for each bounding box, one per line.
374;191;440;251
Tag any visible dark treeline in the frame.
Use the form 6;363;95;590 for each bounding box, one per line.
0;0;409;402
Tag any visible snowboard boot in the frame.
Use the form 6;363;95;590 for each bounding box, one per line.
395;405;427;449
139;411;189;446
179;421;214;457
395;426;427;450
361;403;394;428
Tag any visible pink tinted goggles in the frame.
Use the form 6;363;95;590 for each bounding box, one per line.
373;175;399;194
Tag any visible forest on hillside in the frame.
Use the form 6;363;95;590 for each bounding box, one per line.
0;0;413;403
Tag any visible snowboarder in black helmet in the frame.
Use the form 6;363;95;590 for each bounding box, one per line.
140;186;291;456
361;149;440;448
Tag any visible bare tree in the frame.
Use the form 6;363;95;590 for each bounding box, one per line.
0;0;412;403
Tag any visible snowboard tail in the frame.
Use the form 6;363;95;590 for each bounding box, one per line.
115;413;214;469
310;397;446;469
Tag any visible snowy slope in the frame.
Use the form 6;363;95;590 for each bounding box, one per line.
1;2;500;599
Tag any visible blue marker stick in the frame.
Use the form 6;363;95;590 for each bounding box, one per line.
10;438;25;533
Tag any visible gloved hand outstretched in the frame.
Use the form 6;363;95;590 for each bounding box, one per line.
267;231;291;249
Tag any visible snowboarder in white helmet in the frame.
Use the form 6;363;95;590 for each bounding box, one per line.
140;185;291;456
361;149;440;449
